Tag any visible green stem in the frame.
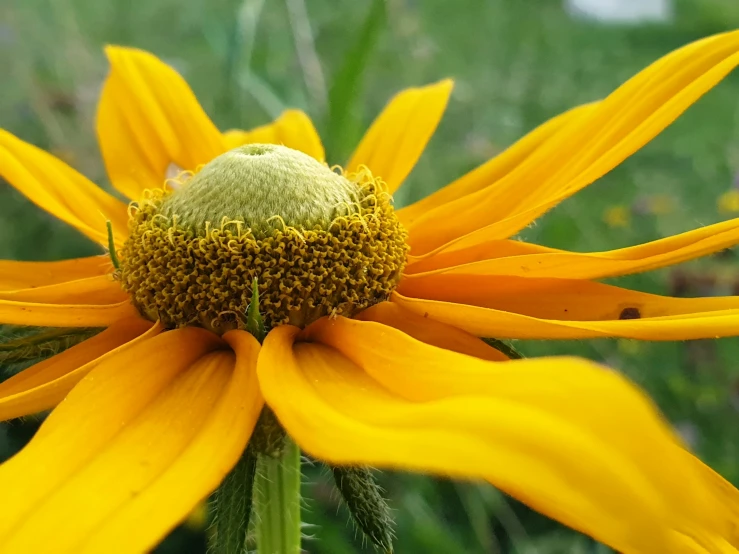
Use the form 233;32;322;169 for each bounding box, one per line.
253;437;302;554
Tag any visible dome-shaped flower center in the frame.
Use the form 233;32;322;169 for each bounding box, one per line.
118;144;408;333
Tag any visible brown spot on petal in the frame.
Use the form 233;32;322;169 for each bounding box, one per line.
619;307;641;320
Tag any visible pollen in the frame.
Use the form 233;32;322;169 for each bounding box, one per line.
118;144;409;333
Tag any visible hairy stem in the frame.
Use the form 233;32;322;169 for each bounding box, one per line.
253;437;302;554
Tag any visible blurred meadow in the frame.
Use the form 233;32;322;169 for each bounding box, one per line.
2;0;739;552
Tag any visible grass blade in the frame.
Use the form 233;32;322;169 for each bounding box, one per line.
326;0;386;161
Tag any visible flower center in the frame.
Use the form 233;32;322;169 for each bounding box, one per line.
118;144;408;333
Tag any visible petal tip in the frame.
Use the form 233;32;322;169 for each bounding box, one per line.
438;78;455;90
103;44;161;68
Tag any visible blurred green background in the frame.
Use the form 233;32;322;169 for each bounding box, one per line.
2;0;739;552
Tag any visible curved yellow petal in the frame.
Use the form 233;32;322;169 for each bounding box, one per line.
97;46;227;200
355;302;507;361
346;80;453;194
392;291;739;340
0;327;258;554
0;299;138;327
404;238;558;274
0;257;112;291
0;319;159;421
406;217;739;280
76;330;261;554
406;30;739;254
0;274;130;325
398;102;598;227
0;130;128;244
259;326;739;553
0;275;126;305
397;273;739;322
224;109;325;162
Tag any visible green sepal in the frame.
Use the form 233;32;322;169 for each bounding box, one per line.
106;220;120;270
243;280;285;459
245;278;267;343
208;446;258;554
249;407;286;458
482;337;524;360
331;465;395;553
0;325;102;378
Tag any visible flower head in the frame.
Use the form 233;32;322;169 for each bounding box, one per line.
2;33;739;553
119;143;407;331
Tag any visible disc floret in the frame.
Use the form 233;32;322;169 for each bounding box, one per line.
118;144;408;333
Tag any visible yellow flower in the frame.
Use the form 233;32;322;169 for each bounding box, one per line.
718;189;739;214
1;31;739;553
645;193;676;216
603;204;631;228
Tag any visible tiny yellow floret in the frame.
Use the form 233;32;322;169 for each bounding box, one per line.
603;205;631;229
718;189;739;214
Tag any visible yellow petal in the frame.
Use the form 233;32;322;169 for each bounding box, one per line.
97;46;227;200
404;238;557;274
0;273;130;326
397;273;739;322
0;327;261;554
346;80;453;194
392;291;739;340
0;257;112;291
79;330;262;553
356;302;507;361
397;102;598;227
0;275;127;305
0;130;128;245
0;299;138;327
260;325;739;553
406;30;739;254
406;217;739;280
224;109;325;162
0;318;158;421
